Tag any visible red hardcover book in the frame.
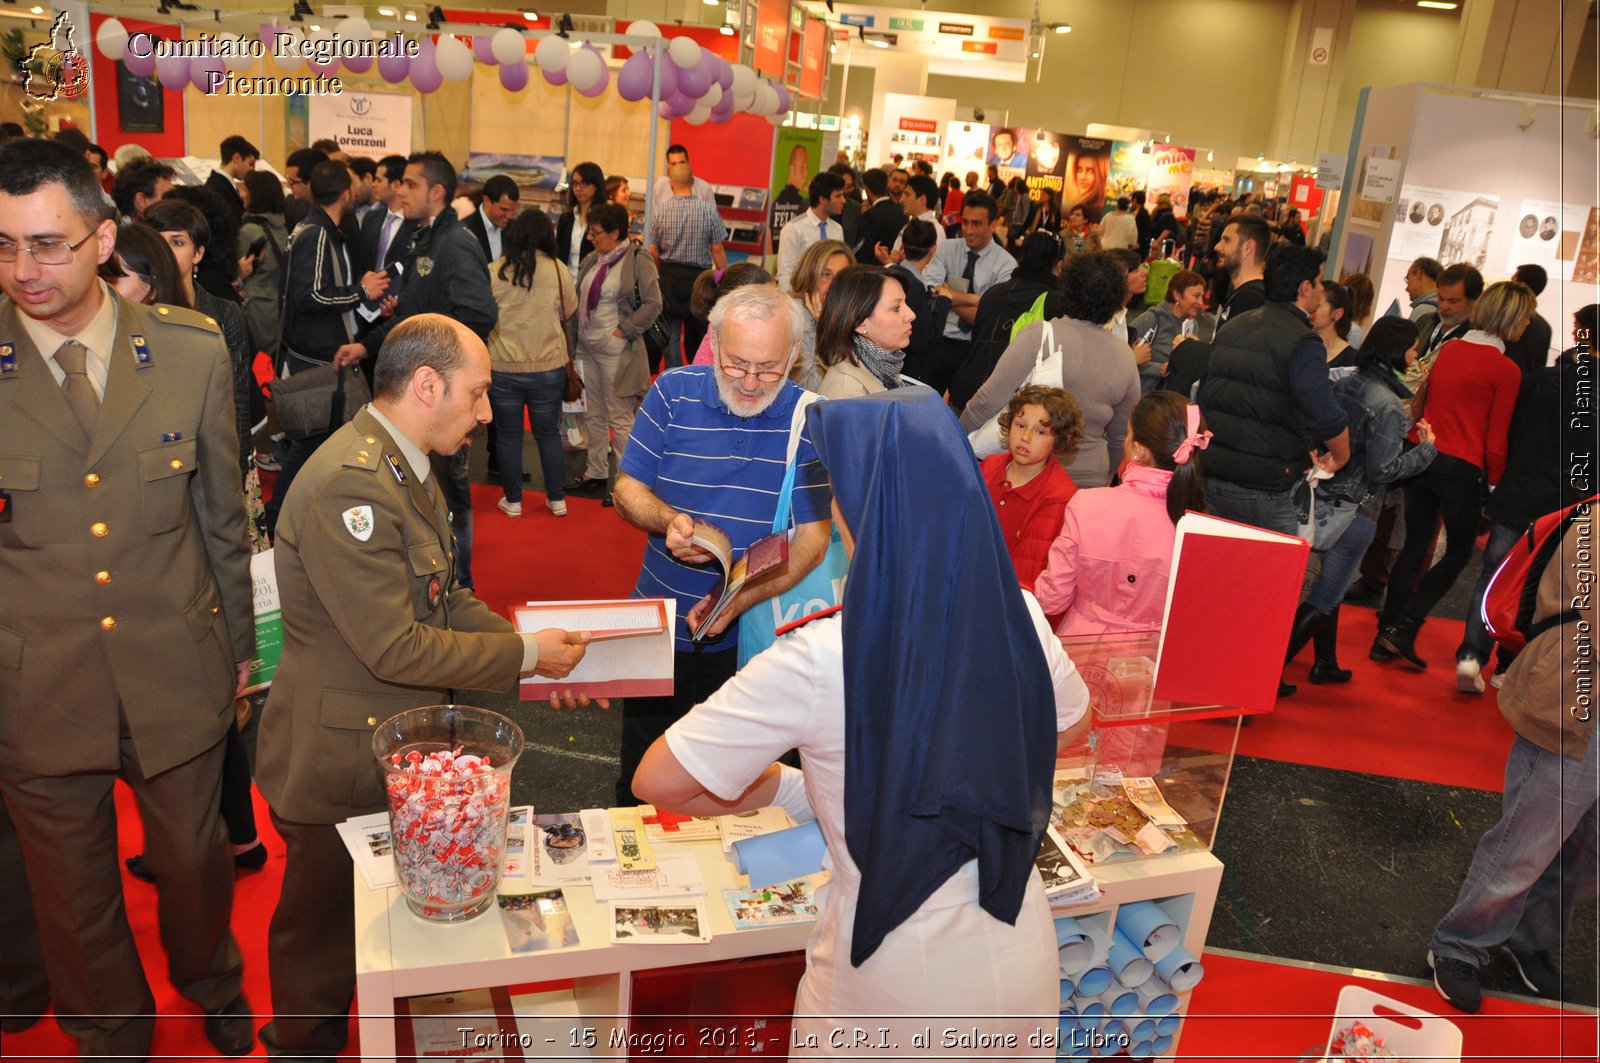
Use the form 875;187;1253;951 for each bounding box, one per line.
1152;513;1310;713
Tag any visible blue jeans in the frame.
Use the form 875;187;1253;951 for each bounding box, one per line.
1431;728;1600;968
1307;511;1379;613
438;449;474;590
489;368;568;505
1457;520;1525;667
1205;478;1300;537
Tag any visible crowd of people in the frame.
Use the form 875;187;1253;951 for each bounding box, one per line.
0;120;1590;1061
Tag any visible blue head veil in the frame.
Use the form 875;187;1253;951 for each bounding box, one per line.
807;387;1058;967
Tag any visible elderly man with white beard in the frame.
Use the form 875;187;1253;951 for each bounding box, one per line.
610;284;834;804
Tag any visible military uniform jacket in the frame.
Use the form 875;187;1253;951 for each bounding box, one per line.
0;296;253;778
254;406;523;824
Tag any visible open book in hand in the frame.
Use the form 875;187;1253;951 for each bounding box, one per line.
689;519;789;640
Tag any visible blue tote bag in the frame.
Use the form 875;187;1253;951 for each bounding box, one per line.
737;394;850;669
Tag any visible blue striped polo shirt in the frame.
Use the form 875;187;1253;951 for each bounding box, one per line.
622;364;832;653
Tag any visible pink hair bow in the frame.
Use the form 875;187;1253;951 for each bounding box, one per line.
1173;404;1212;465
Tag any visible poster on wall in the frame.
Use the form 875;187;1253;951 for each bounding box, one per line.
769;125;823;255
943;121;990;174
1352;148;1399;222
116;62;162;133
1023;130;1068;207
1059;136;1111;223
1573;208;1600;286
464;153;566;192
308;91;412;161
1391;185;1499;269
1505;200;1594;281
1145;145;1196;219
1108;141;1148;202
987;125;1028;170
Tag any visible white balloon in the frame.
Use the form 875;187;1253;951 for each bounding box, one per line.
436;33;474;81
534;33;570;73
220;33;256;73
628;20;662;39
668;36;701;68
768;112;786;126
701;83;722;109
753;81;779;116
734;87;757;112
94;17;128;61
337;16;373;41
685;103;712;125
491;27;525;66
271;28;305;72
729;63;756;100
565;46;603;92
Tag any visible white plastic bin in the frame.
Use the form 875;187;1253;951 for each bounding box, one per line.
1323;985;1463;1062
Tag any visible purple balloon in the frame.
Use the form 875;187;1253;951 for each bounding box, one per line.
498;59;528;91
657;98;681;121
123;47;157;78
190;49;226;93
156;54;190;91
656;54;678;100
616;50;652;101
714;55;734;92
775;86;792;113
542;66;567;86
343;53;374;74
711;92;736;120
666;90;695;115
472;34;499;65
377;37;410;83
676;59;712;99
307;52;339;77
410;38;442;93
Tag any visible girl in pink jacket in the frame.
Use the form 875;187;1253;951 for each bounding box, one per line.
1033;392;1209;637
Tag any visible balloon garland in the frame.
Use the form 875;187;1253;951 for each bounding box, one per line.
90;15;794;119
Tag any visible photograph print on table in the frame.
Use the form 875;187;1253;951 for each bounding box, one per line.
610;900;711;944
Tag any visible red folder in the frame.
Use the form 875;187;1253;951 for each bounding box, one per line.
1152;513;1311;713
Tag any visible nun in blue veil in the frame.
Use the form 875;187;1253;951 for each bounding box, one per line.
634;388;1091;1058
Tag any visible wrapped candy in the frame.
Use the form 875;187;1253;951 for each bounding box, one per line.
384;746;512;921
1327;1020;1404;1061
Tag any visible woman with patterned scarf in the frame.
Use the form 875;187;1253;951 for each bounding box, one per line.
815;266;918;399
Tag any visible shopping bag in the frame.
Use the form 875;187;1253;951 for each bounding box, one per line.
737;395;849;669
966;320;1062;458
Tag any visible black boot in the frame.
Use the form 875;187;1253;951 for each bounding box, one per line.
1278;602;1326;697
1308;605;1353;684
1373;616;1427;670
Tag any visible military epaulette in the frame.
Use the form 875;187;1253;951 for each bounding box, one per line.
341;434;383;472
141;302;223;335
773;604;842;638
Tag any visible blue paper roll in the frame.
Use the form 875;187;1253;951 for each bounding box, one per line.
1096;1020;1129;1056
1109;926;1155;988
731;820;825;886
1075;965;1113;996
1055;915;1094;974
1129;1039;1154;1061
1059;977;1076;1005
1155;1013;1180;1037
1076;999;1107;1024
1153;941;1204;991
1151;1033;1173;1055
1115;900;1182;961
1135;976;1178;1016
1101;988;1139;1019
1130;1017;1156;1043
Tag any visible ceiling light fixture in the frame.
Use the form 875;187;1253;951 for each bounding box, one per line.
523;9;539;20
1416;2;1459;9
1051;23;1071;34
377;6;395;15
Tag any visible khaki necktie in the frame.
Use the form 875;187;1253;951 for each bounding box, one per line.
54;339;99;437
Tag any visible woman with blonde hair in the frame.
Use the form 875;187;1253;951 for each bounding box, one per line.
1374;281;1532;672
786;238;852;392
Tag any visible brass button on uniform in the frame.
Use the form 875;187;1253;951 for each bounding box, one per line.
94;570;111;585
84;472;100;487
90;521;108;537
157;306;170;315
366;715;378;727
169;459;183;470
211;605;219;614
100;616;116;630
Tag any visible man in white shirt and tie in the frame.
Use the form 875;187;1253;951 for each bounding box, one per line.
921;190;1015;404
776;171;846;292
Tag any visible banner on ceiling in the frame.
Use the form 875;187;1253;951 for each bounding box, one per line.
308;91;412;161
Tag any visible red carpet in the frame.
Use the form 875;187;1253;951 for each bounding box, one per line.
1183;951;1597;1061
1184;605;1516;793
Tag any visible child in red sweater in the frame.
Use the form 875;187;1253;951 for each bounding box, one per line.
981;385;1083;586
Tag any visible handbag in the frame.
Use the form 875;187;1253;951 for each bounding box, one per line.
737;393;850;670
269;361;371;439
966;319;1062;458
563;357;584;403
1311;486;1363;552
630;249;672;359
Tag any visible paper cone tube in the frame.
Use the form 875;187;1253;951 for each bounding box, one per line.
1084;920;1114;968
1109;927;1155;987
1115;900;1182;961
1130;1017;1156;1043
1076;999;1106;1024
1099;988;1140;1019
1155;1013;1181;1037
1134;976;1178;1016
1056;916;1094;973
1153;942;1204;991
731;820;825;885
1075;965;1113;996
1099;1019;1128;1052
1059;978;1076;1005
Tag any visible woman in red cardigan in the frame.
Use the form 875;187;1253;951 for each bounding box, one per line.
980;384;1084;587
1374;280;1533;670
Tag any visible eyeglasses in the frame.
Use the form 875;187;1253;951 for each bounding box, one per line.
0;231;96;265
719;359;786;383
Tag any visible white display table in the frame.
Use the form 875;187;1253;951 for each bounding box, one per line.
354;834;1222;1062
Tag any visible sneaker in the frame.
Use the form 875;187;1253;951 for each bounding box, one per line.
1456;657;1486;694
546;498;567;517
497;497;522;518
1428;950;1482;1013
1489;671;1507;690
1500;945;1560;998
